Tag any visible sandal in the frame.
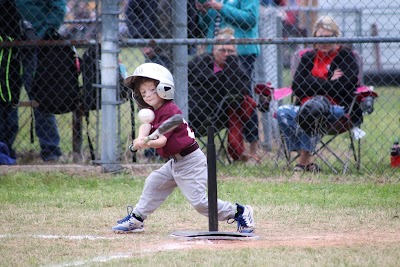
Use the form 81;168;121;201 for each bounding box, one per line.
237;154;250;162
305;163;321;173
249;154;262;164
293;164;306;172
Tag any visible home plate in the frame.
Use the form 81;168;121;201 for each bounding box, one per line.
170;231;259;240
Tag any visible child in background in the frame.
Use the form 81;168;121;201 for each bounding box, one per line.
112;63;255;233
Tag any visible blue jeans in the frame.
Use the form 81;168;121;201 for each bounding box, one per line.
22;49;62;161
238;54;259;143
0;104;19;159
276;104;345;152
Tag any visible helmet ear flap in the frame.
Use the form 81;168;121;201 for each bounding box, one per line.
156;82;174;100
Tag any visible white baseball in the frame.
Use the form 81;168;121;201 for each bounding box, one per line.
138;108;155;123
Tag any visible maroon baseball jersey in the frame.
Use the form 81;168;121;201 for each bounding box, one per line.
150;101;196;158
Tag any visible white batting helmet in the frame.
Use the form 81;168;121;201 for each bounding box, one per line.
124;63;175;103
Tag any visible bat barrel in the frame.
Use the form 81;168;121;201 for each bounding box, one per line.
207;126;218;232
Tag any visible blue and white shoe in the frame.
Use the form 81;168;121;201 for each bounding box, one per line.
232;203;255;233
112;206;144;233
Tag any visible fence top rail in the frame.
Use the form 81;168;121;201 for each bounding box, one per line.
121;36;400;46
1;36;399;48
0;39;95;48
281;6;399;12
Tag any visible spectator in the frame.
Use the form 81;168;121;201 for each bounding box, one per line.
298;0;318;37
188;0;205;55
66;0;96;40
124;0;172;70
0;0;24;160
277;0;307;67
15;0;66;161
276;16;360;172
188;28;257;161
58;0;76;38
196;0;261;162
280;0;307;38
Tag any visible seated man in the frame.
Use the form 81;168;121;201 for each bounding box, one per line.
276;16;361;172
188;28;256;161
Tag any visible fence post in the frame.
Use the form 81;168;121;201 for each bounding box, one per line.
256;6;280;151
173;0;189;121
99;0;122;172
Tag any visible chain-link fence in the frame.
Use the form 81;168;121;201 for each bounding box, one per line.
1;0;399;175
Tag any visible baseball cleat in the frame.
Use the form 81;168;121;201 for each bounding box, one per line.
112;206;144;233
234;203;255;233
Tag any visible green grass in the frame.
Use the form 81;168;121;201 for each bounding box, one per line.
2;172;399;208
0;172;399;266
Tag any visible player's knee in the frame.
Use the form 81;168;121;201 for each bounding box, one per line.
192;197;208;215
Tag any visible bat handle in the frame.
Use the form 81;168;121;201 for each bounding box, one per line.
129;144;137;153
129;136;151;153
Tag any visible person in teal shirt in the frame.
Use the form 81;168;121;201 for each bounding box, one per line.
15;0;66;39
197;0;260;57
197;0;261;162
14;0;66;161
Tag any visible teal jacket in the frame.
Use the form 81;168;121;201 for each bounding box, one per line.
15;0;66;39
198;0;260;56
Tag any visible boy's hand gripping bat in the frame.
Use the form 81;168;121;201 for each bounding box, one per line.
129;114;183;152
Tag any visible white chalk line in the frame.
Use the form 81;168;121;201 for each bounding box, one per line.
44;253;132;267
47;242;211;267
1;233;211;266
45;240;211;267
0;234;120;240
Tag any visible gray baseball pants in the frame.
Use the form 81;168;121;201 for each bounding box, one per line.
133;148;237;221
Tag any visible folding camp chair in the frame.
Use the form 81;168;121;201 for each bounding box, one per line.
195;94;239;165
195;94;257;165
274;48;378;174
195;95;232;165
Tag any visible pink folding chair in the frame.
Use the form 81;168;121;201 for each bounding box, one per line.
269;48;379;174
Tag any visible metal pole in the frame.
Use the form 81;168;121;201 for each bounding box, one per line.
207;126;218;232
99;0;122;172
173;0;189;121
256;6;279;151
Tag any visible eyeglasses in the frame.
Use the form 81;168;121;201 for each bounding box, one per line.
316;34;336;38
217;48;236;54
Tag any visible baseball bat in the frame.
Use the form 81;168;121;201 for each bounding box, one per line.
129;114;183;152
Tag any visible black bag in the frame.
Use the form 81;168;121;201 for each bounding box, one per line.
81;45;99;112
31;31;80;114
0;0;23;107
81;45;130;113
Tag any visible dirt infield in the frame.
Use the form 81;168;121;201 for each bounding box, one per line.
124;229;400;255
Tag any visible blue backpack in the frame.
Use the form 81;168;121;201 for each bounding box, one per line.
0;142;16;165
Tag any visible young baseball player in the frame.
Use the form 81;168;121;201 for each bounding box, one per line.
112;62;255;233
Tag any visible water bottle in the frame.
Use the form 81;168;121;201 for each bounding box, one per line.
390;138;400;168
119;61;128;79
